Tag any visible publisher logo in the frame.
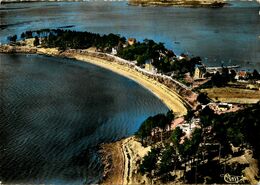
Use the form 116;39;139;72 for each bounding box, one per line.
222;173;247;184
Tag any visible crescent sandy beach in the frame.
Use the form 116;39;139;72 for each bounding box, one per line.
0;39;191;117
0;39;192;184
1;1;260;184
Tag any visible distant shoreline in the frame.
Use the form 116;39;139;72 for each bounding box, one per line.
0;0;86;4
128;0;227;8
0;42;190;117
0;0;228;8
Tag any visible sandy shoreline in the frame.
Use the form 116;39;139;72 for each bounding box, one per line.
100;136;152;185
0;44;189;116
99;140;125;185
0;43;191;184
71;53;188;116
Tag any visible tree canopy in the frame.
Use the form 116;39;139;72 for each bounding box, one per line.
135;110;175;143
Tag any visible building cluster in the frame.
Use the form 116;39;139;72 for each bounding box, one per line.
195;65;259;81
192;64;260;90
111;37;137;55
170;117;201;141
202;102;243;115
110;37;260;92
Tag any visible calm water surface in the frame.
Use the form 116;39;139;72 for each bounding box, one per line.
0;1;259;69
0;53;168;184
0;1;259;184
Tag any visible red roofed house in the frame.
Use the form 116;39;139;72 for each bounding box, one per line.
170;117;185;131
127;38;136;46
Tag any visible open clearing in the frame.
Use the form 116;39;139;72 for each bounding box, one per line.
201;87;260;104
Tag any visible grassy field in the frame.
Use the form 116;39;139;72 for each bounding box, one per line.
201;87;260;104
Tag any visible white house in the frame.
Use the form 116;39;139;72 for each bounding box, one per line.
111;47;117;55
144;59;157;74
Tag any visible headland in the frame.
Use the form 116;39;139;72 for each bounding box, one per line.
2;30;259;185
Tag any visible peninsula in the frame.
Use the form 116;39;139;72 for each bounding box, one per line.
2;29;260;185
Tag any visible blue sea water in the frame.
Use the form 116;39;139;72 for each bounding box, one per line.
0;1;259;184
0;0;259;69
0;53;168;184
